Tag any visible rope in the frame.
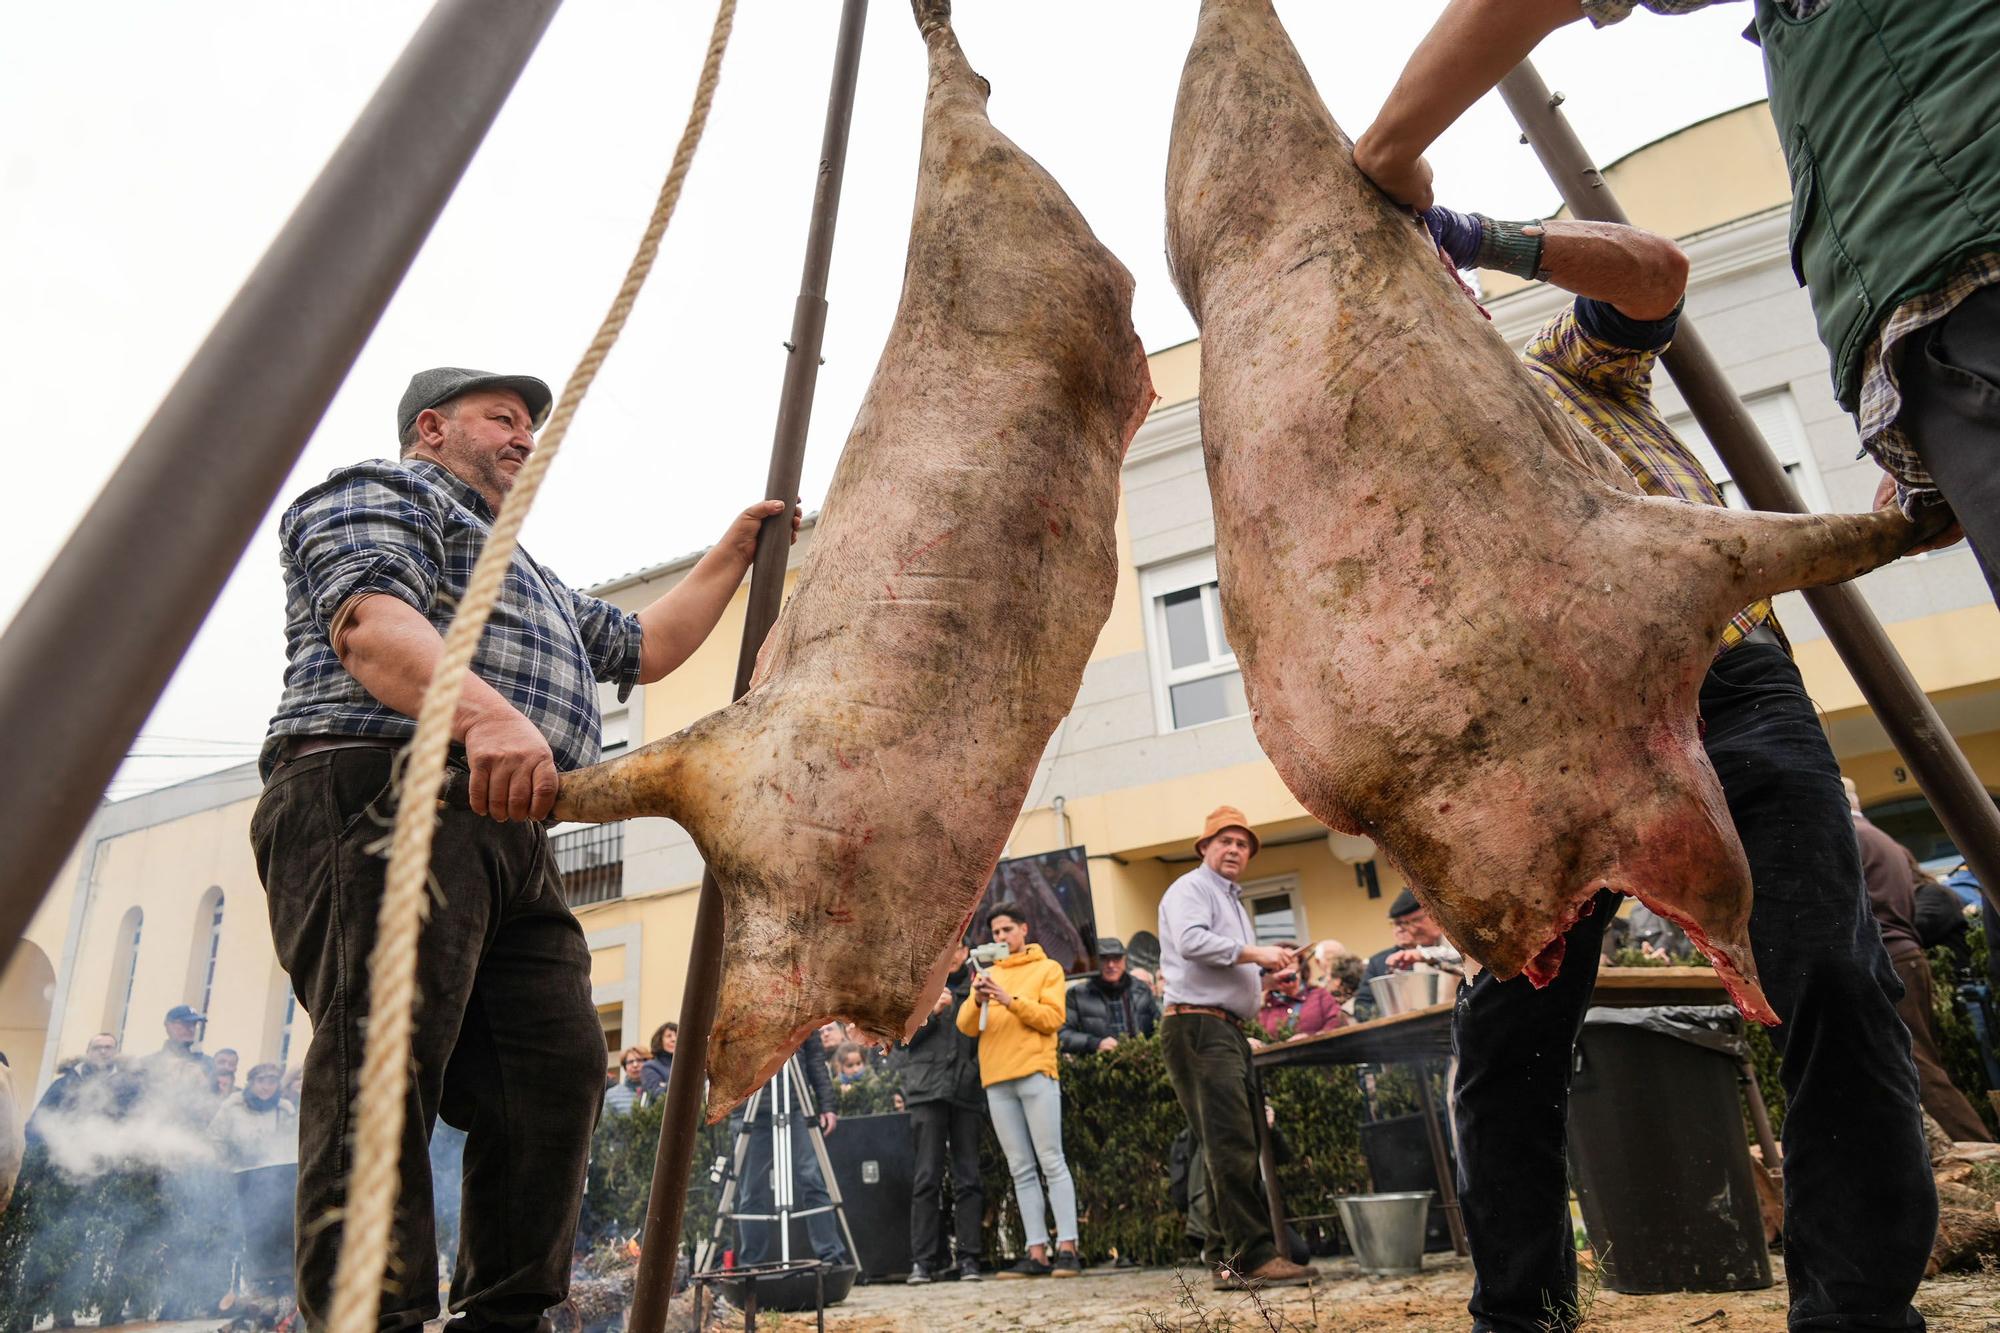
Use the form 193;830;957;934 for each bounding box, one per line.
325;5;737;1330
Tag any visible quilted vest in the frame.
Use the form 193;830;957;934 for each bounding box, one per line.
1756;0;2000;411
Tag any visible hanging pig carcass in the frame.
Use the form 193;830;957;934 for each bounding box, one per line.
1165;0;1934;1021
553;0;1152;1112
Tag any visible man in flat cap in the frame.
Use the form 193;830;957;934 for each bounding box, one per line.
1157;806;1315;1291
253;368;796;1332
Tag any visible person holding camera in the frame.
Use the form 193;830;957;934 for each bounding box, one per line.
1158;807;1317;1291
901;946;986;1284
956;900;1082;1278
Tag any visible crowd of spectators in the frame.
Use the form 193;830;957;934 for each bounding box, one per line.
1;1005;301;1327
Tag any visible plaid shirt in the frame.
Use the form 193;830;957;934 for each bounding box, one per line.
260;458;642;778
1583;0;1998;512
1522;299;1776;651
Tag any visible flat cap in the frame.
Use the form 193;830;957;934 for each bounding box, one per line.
397;367;553;441
1096;936;1127;957
1388;889;1423;920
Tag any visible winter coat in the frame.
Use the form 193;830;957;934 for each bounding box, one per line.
1294;986;1351;1036
208;1091;299;1173
956;943;1067;1086
1058;972;1160;1054
639;1054;674;1098
741;1049;836;1124
899;968;983;1109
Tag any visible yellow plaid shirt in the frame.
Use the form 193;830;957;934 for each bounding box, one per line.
1522;302;1776;652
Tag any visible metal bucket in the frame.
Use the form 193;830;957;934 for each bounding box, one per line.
1368;967;1448;1018
1335;1192;1434;1276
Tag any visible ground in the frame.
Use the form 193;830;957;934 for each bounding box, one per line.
83;1260;2000;1332
706;1257;2000;1332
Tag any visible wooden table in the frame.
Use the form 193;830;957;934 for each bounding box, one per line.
1249;967;1742;1258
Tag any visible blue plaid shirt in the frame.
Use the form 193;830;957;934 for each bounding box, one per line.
260;458;642;778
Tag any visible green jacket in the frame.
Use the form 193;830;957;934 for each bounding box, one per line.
1757;0;2000;412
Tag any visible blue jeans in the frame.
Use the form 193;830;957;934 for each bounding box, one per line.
1451;643;1933;1331
985;1073;1078;1248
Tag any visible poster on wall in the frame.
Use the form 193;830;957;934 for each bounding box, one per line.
964;846;1098;976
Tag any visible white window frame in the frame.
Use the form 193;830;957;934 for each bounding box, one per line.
1141;551;1247;734
1663;388;1830;513
1241;873;1306;947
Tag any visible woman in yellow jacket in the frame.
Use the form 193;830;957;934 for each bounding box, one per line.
957;899;1082;1277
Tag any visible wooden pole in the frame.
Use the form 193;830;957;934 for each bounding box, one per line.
623;4;869;1327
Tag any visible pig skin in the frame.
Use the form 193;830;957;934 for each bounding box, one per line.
1166;0;1936;1022
553;0;1152;1114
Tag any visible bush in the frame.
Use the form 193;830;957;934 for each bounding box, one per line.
579;1039;1382;1269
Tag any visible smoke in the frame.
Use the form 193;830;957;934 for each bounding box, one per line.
29;1058;222;1178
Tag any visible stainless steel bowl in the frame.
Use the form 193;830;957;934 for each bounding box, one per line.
1368;967;1449;1018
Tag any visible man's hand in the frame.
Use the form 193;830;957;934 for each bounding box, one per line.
819;1111;837;1137
1356;140;1436;212
933;987;956;1015
1875;472;1964;555
462;706;558;822
972;972;1014;1008
1386;948;1430;971
719;499;803;565
1096;1036;1119;1053
1238;943;1296;974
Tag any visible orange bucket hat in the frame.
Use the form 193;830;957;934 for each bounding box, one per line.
1195;805;1260;856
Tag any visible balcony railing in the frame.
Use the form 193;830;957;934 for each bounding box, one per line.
552;822;624;907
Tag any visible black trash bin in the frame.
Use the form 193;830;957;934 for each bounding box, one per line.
1566;1005;1773;1295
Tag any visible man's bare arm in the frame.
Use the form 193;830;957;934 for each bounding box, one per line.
1535;219;1688;321
337;594;558;822
1353;0;1584;210
635;499;800;683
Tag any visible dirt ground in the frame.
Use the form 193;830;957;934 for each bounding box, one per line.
713;1256;2000;1332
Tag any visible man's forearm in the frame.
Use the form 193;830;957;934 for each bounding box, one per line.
635;544;753;683
1536;220;1688;320
1355;0;1582;198
337;594;518;737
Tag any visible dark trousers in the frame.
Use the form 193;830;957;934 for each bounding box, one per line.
1889;947;1994;1144
1451;643;1933;1332
908;1100;985;1268
250;748;607;1333
1160;1012;1276;1272
1898;282;2000;601
729;1113;848;1266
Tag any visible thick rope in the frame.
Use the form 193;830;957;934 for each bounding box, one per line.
325;5;737;1331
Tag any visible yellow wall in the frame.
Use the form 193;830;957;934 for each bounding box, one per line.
54;796;308;1076
1484;101;1790;299
1795;604;2000;716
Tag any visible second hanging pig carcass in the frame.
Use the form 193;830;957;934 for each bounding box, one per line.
1165;0;1934;1020
552;0;1152;1112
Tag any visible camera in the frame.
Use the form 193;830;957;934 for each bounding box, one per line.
968;941;1009;968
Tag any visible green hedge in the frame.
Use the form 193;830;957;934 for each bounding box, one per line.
582;1039;1378;1267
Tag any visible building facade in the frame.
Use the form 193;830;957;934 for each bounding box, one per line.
9;101;1998;1099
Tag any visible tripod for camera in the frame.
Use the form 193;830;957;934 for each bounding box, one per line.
695;1055;860;1280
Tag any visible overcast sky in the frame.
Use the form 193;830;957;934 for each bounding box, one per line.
2;1;1767;800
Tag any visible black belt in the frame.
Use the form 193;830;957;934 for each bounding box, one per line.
275;734;402;766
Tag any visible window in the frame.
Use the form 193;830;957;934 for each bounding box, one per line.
1663;389;1829;512
1143;553;1247;731
106;907;143;1044
277;984;298;1068
192;888;225;1018
1865;792;2000;874
601;703;631;758
1242;875;1305;947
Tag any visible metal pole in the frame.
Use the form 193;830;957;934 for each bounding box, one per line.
624;4;868;1327
1497;60;2000;995
0;0;563;965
